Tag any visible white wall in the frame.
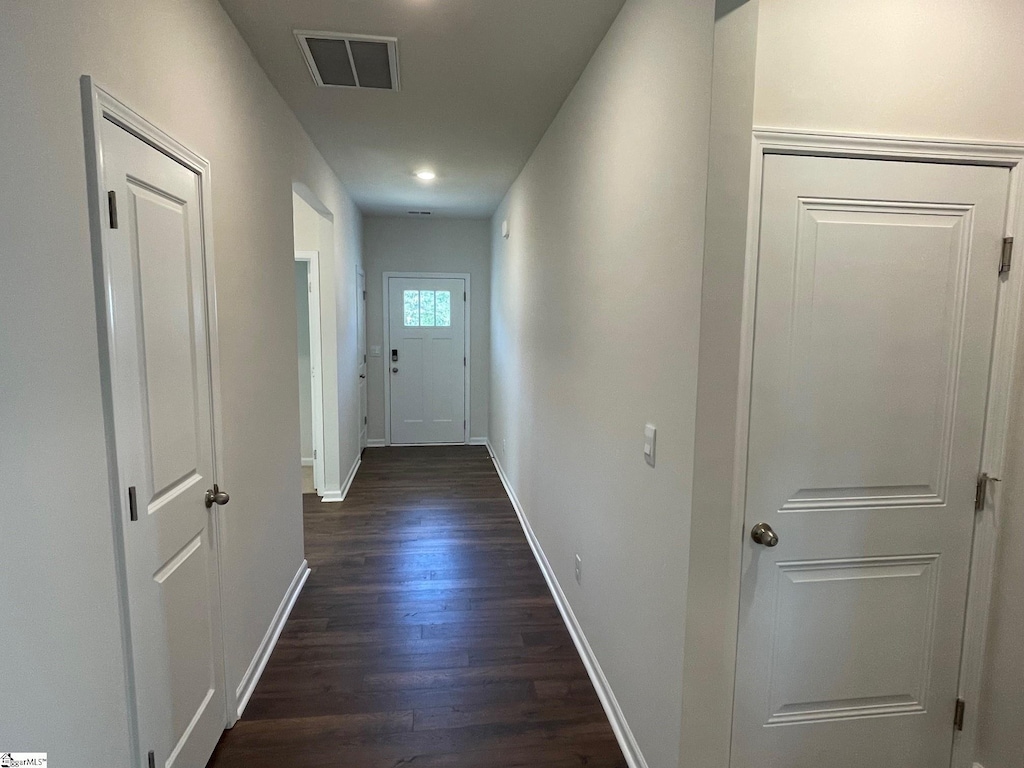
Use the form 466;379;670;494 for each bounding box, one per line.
0;0;361;762
753;0;1024;141
295;261;313;460
679;1;760;764
488;0;715;764
363;216;491;442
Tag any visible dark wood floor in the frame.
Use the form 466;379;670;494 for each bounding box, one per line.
207;446;626;768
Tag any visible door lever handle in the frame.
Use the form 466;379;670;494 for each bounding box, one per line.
205;484;230;509
359;374;366;379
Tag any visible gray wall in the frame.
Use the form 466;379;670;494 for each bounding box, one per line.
363;216;491;442
0;0;361;762
488;0;715;764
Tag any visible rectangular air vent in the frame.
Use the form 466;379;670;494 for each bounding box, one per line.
295;31;400;90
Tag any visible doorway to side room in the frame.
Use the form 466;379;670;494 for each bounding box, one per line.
295;251;324;494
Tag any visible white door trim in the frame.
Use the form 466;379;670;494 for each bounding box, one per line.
295;250;326;493
723;128;1024;768
382;271;471;446
357;264;368;452
80;75;232;753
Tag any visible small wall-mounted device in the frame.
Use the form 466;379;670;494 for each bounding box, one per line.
644;424;657;467
391;349;399;362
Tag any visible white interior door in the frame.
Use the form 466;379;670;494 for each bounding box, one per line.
731;154;1009;768
387;276;466;444
358;269;368;450
101;118;226;768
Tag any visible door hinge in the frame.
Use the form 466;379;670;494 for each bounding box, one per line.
954;698;966;731
128;485;138;522
463;291;467;301
148;750;156;768
976;472;1002;511
364;416;367;425
464;356;466;366
1000;237;1014;276
108;190;119;229
313;449;317;460
364;354;367;364
308;281;312;293
363;290;367;300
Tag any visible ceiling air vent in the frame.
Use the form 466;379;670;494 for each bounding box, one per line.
295;31;400;91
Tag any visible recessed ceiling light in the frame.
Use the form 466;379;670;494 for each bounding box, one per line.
415;169;436;181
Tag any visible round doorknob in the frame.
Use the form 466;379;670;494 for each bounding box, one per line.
205;484;230;509
359;374;366;379
392;367;398;373
750;522;779;547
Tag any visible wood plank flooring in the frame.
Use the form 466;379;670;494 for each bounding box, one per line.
207;446;627;768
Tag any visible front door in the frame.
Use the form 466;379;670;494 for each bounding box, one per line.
731;154;1009;768
387;276;467;444
101;118;226;768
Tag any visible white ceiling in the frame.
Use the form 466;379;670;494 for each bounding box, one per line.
218;0;627;217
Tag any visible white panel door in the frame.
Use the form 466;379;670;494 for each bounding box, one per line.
388;277;466;444
358;269;368;450
732;155;1009;768
102;119;226;768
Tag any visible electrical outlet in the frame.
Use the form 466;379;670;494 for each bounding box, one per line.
575;553;582;585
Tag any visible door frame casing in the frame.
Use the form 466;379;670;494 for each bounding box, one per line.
295;250;326;492
357;265;368;452
382;271;471;446
80;76;232;760
711;129;1024;768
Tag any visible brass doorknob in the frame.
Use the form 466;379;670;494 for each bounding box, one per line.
750;522;778;547
205;484;230;509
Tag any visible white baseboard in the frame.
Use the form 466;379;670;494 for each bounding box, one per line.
469;437;489;446
366;438;386;448
232;560;310;722
485;440;648;768
974;763;985;768
320;455;361;503
301;457;314;467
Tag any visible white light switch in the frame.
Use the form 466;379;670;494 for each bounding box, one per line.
644;424;656;467
370;345;382;357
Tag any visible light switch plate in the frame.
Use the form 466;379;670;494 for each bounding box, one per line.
370;345;382;357
644;424;656;467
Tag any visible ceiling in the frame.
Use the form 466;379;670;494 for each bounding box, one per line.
218;0;627;217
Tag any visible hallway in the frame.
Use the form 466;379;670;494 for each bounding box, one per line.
207;447;627;767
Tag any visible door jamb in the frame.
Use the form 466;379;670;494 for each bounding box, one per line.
382;271;471;446
357;265;368;451
721;129;1024;768
295;250;326;493
81;76;232;756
